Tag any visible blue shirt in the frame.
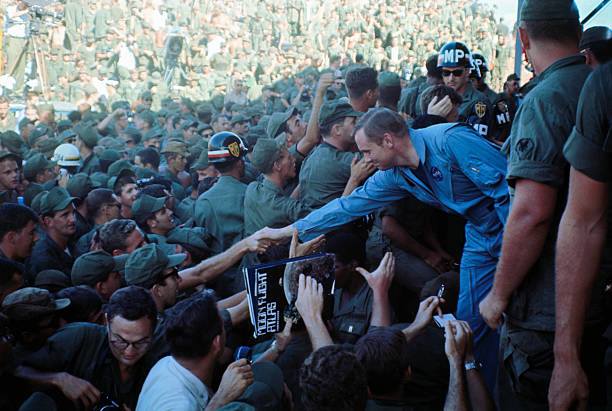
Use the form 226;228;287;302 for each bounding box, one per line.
295;123;509;256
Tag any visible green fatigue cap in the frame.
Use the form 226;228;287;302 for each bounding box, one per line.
1;287;70;321
231;114;249;125
57;119;73;130
90;171;110;189
135;167;157;179
37;138;60;158
1;131;24;154
245;126;266;150
579;26;612;50
18;117;34;131
191;149;210;171
24;183;43;207
38;187;75;215
378;71;401;88
197;103;213;114
123;126;143;144
71;250;129;286
99;149;121;163
34;269;72;290
251;138;283;174
107;159;134;178
267;107;298;139
161;140;187;156
67;173;93;199
75;123;99;148
124;243;186;287
23;153;55;180
140;90;153;100
28;125;51;147
0;150;21;164
166;227;212;253
318;100;363;127
98;137;126;152
520;0;579;21
143;127;164;142
132;194;166;219
59;129;77;143
30;191;45;214
181;118;199;130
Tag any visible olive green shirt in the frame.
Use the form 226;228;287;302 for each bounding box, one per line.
194;175;246;254
243;177;312;236
502;54;592;331
298;142;355;209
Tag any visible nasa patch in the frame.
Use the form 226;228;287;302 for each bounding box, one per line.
430;166;443;181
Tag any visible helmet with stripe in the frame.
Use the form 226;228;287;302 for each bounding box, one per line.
207;131;248;164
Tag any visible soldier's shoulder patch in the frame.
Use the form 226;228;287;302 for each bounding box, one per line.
474;101;487;118
515;138;534;160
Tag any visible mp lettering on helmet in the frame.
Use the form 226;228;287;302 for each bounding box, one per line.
442;49;465;64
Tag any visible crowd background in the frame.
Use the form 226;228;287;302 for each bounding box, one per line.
0;0;515;106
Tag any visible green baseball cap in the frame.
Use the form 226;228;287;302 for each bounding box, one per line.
71;250;129;286
90;171;110;189
34;269;72;290
99;148;121;163
38;187;75;215
37;138;60;158
266;107;297;139
24;183;44;207
23;153;55;180
0;150;21;164
1;131;24;154
378;71;401;88
190;149;210;171
520;0;579;21
318;100;362;128
59;129;77;143
166;227;212;254
251;138;283;174
67;173;93;199
231;114;249;125
161;140;187;156
124;243;186;287
75;123;99;148
132;194;167;219
1;287;70;321
143;127;164;142
107;159;134;178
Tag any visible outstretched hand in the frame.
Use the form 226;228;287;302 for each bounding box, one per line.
289;229;325;258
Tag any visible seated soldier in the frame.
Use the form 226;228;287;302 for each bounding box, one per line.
15;286;158;410
26;188;77;282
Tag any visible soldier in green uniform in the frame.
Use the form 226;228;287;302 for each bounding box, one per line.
550;61;611;410
75;123;100;175
298;100;373;209
437;41;492;139
477;1;596;408
132;194;175;245
160;140;188;200
194;132;249;255
243;138;312;236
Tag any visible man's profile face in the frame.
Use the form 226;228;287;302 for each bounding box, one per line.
47;206;77;237
355;128;394;170
14;220;39;259
152;206;175;233
0;159;19;190
120;183;139;207
286;115;306;142
276;147;296;180
107;315;153;367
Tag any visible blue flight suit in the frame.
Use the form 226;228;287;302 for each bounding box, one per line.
294;123;509;386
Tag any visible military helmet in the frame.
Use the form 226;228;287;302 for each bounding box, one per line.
471;52;489;76
207;132;248;164
437;41;473;69
52;143;81;167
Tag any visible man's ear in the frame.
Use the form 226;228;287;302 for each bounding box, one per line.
382;133;394;148
518;26;530;51
5;230;16;244
212;334;223;354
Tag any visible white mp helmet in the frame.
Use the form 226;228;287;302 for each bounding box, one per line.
52;143;81;167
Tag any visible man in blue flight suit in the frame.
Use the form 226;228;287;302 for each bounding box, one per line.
266;108;509;388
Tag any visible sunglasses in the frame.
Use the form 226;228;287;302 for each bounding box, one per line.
442;69;465;77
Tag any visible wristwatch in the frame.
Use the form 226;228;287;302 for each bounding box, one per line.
464;360;481;371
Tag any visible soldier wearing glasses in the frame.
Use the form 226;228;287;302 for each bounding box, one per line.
14;286;158;410
437;41;493;140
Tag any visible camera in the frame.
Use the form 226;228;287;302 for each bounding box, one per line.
93;393;120;411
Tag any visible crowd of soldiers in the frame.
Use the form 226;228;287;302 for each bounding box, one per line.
0;0;611;410
2;0;514;105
